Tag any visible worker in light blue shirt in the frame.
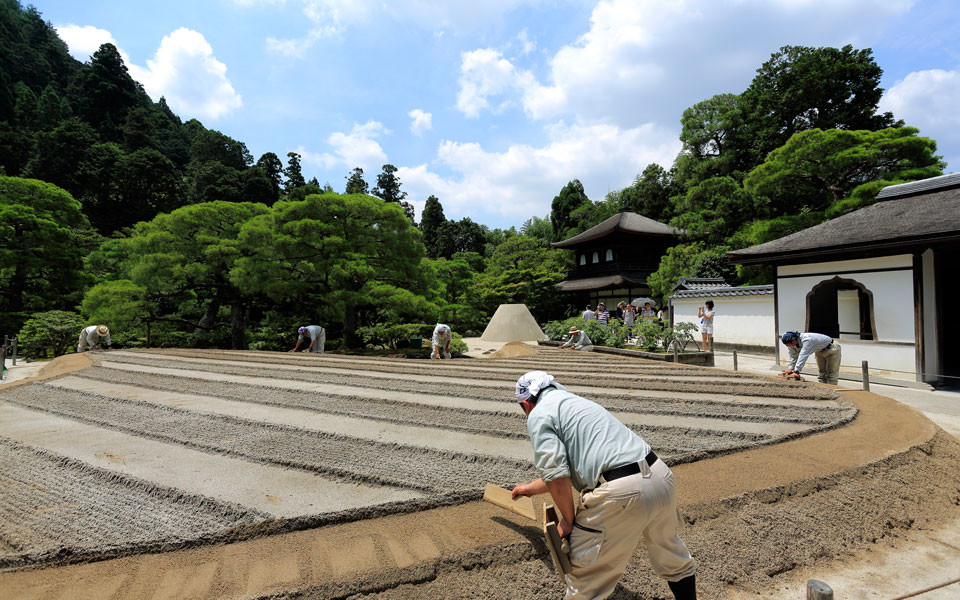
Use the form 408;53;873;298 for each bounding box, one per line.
561;325;593;351
780;331;842;384
290;325;325;353
510;371;696;600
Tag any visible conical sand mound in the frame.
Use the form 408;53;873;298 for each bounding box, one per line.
480;304;547;342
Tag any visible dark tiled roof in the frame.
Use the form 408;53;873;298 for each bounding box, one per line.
876;172;960;200
672;277;728;292
551;211;679;248
557;273;647;291
728;184;960;264
670;284;774;299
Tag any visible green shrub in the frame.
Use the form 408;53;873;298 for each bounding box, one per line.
544;317;633;349
17;310;85;358
247;311;304;351
664;322;699;352
449;332;468;354
357;323;432;348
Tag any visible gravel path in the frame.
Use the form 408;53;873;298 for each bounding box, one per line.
0;347;954;600
100;352;837;400
0;437;267;570
0;346;856;576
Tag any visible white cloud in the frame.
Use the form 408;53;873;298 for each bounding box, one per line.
517;28;536;55
457;48;524;118
408;109;433;136
56;25;242;121
398;121;681;221
265;0;371;55
128;28;242;120
457;0;916;126
56;24;130;63
260;0;551;57
880;68;960;168
299;121;389;172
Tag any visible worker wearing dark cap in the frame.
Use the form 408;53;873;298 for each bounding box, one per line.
780;331;841;384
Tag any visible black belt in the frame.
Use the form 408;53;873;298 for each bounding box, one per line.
601;451;658;483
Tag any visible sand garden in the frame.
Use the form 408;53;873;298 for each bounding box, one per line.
1;347;958;599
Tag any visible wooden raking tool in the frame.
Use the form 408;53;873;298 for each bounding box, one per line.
482;483;536;520
482;484;570;585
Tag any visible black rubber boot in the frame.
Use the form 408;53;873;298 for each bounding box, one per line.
667;575;696;600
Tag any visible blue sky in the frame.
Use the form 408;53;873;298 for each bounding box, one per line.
39;0;960;229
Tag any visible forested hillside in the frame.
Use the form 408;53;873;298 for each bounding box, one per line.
0;0;944;354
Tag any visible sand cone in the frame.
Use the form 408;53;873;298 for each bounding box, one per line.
479;304;547;343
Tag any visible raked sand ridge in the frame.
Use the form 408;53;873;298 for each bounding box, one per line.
0;347;957;600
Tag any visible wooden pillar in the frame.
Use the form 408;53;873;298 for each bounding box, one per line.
732;350;738;371
806;579;833;599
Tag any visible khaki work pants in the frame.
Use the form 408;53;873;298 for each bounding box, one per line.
310;330;326;354
565;459;696;599
815;342;841;385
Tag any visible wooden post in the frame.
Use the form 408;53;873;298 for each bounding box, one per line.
1;341;6;380
732;349;738;371
862;360;870;391
10;337;15;366
806;579;833;599
673;344;679;363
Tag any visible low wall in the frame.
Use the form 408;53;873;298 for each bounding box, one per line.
539;340;714;365
672;295;775;349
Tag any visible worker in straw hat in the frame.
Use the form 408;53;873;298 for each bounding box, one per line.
511;371;697;599
561;324;593;351
77;325;111;352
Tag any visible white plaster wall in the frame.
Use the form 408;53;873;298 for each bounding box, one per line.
672;296;775;347
823;340;916;375
778;255;912;276
777;255;917;375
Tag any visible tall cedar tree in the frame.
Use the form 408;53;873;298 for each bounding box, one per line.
419;195;445;258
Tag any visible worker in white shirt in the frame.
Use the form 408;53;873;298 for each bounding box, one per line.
290;325;326;353
432;323;453;359
780;331;842;384
77;325;111;352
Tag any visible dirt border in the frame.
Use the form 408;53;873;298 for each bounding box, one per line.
0;381;942;600
1;353;92;391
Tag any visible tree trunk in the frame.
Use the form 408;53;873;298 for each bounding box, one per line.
230;301;246;350
8;264;26;313
195;290;222;335
342;302;359;349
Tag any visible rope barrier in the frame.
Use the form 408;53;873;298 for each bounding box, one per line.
886;576;960;600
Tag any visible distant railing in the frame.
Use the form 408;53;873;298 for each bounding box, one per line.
1;335;17;380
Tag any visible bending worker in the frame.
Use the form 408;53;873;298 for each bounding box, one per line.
511;371;697;599
432;323;452;359
561;325;593;351
780;330;842;384
290;325;325;353
78;325;111;352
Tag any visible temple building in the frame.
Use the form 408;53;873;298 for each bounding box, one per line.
551;211;680;309
728;172;960;386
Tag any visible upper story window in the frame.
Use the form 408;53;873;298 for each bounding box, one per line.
579;254;586;266
605;249;613;261
592;251;599;264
